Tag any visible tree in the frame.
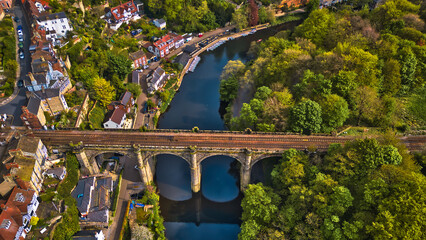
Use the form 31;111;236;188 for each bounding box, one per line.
106;52;132;81
408;86;426;123
126;83;142;97
30;216;39;226
232;7;249;31
381;59;401;96
351;86;381;125
219;76;239;102
132;224;154;240
331;70;358;101
221;60;246;81
90;77;116;107
372;0;420;30
248;0;259;26
257;123;275;132
231;103;258;130
294;9;335;47
241;183;280;223
319;94;349;132
399;47;418;89
306;0;320;13
254;86;272;101
289;100;322;134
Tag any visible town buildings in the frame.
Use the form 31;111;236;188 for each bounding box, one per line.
103;91;134;129
28;88;69;116
146;33;184;58
72;176;113;227
0;187;39;240
35;12;73;42
147;67;168;94
0;0;12;9
153;18;166;30
129;50;147;69
105;0;143;30
2;135;48;194
20;97;46;129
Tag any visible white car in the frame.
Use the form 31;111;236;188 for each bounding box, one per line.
134;165;139;170
17;29;23;36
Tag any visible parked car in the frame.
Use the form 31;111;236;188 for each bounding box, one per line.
134;165;139;170
18;35;24;42
131;29;142;36
198;33;203;37
18;42;24;48
17;29;23;36
14;17;20;23
17;79;24;88
19;50;24;59
17;25;22;31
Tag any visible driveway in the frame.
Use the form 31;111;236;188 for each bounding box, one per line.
0;1;32;126
106;155;143;240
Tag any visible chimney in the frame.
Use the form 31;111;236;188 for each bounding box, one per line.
28;72;36;82
41;86;45;94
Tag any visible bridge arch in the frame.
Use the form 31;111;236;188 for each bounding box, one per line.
250;153;283;167
197;153;245;165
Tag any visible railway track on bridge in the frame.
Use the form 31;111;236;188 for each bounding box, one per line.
31;130;425;152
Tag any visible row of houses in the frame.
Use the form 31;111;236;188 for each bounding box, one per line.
0;134;67;239
19;0;74;130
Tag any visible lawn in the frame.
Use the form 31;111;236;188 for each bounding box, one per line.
88;101;107;129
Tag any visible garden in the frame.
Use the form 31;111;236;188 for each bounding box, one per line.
0;16;17;97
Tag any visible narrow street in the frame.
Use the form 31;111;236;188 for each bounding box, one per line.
106;155;143;240
0;1;32;125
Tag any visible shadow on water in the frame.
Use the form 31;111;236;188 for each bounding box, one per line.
156;20;303;239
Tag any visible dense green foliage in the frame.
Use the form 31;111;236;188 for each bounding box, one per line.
53;153;80;239
138;186;166;240
239;138;425;239
223;2;426;132
0;17;17;97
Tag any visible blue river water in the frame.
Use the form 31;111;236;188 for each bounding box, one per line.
155;23;300;240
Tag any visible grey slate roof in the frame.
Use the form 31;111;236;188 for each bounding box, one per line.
129;50;146;61
120;91;132;106
32;61;49;73
27;97;41;115
72;177;95;214
37;12;67;22
45;167;66;178
33;88;60;100
132;71;141;85
86;209;109;223
156;18;166;24
25;73;47;86
173;52;190;67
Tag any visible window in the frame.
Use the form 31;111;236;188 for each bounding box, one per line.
62;25;66;29
61;19;64;23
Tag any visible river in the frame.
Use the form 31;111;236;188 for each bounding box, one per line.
155;22;301;240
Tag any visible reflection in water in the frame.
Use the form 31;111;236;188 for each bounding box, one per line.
156;155;192;201
165;222;241;240
250;157;280;186
201;156;240;203
156;21;303;239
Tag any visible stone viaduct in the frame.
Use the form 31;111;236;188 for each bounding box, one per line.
69;143;283;192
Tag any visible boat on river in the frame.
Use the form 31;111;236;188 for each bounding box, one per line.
207;40;226;51
187;56;201;72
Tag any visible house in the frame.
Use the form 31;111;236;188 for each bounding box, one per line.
36;12;73;42
129;50;147;69
72;230;105;240
44;167;66;180
153;18;166;30
0;0;12;9
103;106;127;129
3;135;48;193
72;176;112;226
29;88;69;116
173;52;191;69
24;0;49;21
20;97;47;130
146;33;184;58
0;187;39;240
107;91;134;113
105;0;141;30
147;67;168;93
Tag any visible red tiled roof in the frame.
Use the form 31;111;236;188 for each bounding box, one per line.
110;0;137;21
153;34;172;50
6;187;35;214
0;204;21;240
109;106;126;125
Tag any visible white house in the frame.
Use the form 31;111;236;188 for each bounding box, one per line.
153;18;166;30
103;106;127;129
147;67;168;93
36;12;73;42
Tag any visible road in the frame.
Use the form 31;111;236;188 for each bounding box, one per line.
106;155;142;240
0;1;32;125
32;130;426;152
